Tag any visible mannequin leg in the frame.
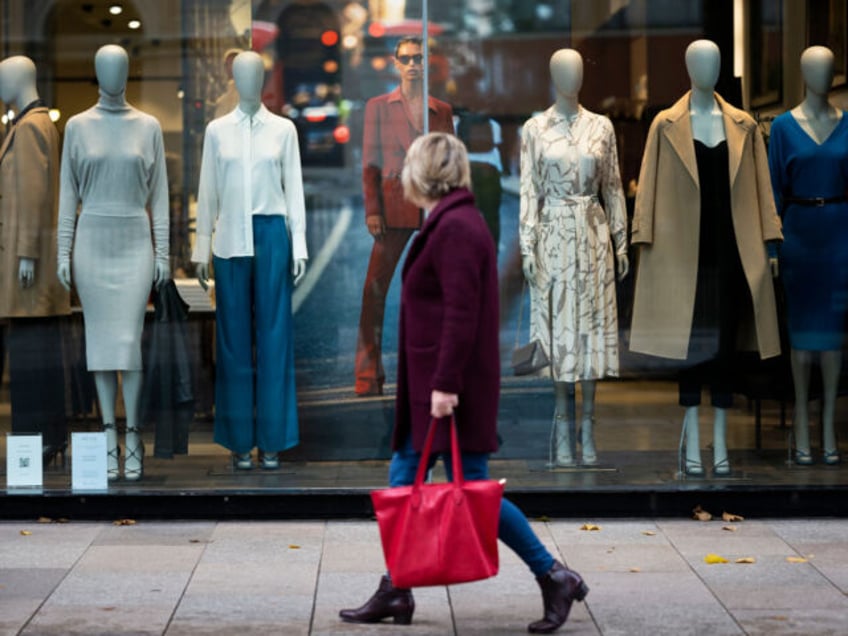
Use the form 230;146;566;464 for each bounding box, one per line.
93;371;119;480
789;349;813;464
579;380;597;465
552;382;576;466
122;370;144;480
681;406;703;475
820;350;841;464
712;408;729;475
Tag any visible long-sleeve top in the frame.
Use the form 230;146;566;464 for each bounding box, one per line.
57;93;169;267
191;104;307;263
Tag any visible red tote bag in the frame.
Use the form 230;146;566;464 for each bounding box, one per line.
371;416;503;588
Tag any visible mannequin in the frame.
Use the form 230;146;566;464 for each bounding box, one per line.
57;44;170;481
520;49;629;467
0;56;69;463
630;40;782;477
768;46;846;466
193;51;307;470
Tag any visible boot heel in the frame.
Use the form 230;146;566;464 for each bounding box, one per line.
393;612;413;625
573;581;589;602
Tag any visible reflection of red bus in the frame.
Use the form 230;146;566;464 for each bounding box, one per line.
252;2;349;167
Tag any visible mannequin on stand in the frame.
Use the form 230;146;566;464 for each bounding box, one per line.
768;46;847;465
630;40;782;477
193;51;307;470
0;56;69;465
520;49;629;467
58;44;170;481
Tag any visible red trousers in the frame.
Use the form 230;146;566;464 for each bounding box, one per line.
355;228;415;393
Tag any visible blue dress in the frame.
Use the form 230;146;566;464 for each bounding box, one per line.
768;111;848;351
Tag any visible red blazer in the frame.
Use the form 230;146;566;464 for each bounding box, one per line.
361;87;454;229
393;188;500;454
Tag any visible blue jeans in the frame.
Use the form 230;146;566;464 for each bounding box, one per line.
389;436;555;578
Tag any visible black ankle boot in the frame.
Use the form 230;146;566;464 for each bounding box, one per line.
339;574;414;625
527;561;589;634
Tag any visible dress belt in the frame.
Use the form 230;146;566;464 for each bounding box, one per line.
784;194;848;207
544;194;599;204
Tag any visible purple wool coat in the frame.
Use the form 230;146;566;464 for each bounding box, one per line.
392;187;500;455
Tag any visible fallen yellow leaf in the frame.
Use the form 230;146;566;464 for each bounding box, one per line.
112;519;136;526
37;517;52;524
722;511;745;522
536;515;550;522
722;525;738;532
704;553;728;564
288;544;301;549
629;567;641;573
19;530;32;536
580;524;602;531
786;556;808;563
735;557;756;564
692;507;712;521
642;531;656;536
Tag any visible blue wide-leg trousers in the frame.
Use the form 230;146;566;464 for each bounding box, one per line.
213;215;299;453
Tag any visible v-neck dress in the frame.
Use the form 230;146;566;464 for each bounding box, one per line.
768;111;848;351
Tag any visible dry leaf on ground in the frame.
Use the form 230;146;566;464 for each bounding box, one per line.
112;519;136;526
692;505;712;521
288;544;301;549
722;511;745;522
37;517;52;524
736;557;756;564
704;553;728;564
722;525;738;532
629;567;641;573
786;556;808;563
580;523;602;531
642;531;656;536
19;530;32;536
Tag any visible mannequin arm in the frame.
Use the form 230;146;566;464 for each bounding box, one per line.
293;258;307;286
57;262;72;292
616;253;629;281
153;260;170;289
195;262;209;291
18;258;35;288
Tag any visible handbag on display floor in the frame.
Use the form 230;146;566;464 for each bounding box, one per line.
371;416;503;588
511;281;549;375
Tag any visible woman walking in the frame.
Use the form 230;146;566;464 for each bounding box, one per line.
339;132;588;634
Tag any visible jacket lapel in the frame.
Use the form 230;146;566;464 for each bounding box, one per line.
402;189;474;278
662;93;699;188
0;124;16;163
716;93;746;187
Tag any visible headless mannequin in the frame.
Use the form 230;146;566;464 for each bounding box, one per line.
788;46;843;463
195;52;307;288
0;57;40;286
57;45;169;481
521;49;629;466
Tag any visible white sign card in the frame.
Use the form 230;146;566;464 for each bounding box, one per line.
6;434;43;489
71;432;108;492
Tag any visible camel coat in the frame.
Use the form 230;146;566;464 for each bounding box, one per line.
0;106;69;318
629;92;782;360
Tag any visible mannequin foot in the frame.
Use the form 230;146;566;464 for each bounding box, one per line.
261;451;280;470
794;450;813;466
552;414;575;467
580;416;597;466
712;456;731;476
823;449;841;466
124;428;144;481
233;452;254;470
104;423;120;481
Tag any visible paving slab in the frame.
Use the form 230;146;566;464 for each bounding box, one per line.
0;568;67;636
732;608;848;635
0;522;102;569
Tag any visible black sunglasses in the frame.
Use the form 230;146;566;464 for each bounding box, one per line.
396;54;423;66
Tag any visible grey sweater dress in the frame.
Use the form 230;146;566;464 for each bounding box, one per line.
57;92;169;371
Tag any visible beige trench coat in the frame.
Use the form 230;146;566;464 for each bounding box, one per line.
629;92;782;360
0;106;69;318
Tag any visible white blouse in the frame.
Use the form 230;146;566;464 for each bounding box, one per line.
192;104;307;263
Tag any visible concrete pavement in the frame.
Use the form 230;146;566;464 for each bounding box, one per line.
1;517;847;635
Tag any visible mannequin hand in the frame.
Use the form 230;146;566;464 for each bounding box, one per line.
293;258;307;286
57;262;72;292
769;256;779;278
521;254;535;281
616;253;630;281
195;262;210;291
153;261;170;289
366;215;386;241
431;390;459;418
18;258;35;289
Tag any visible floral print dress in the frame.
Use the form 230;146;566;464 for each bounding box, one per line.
519;106;627;382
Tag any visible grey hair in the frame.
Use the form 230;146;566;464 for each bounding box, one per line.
402;132;471;204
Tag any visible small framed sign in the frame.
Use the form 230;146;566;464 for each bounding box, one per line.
6;434;43;489
71;432;108;492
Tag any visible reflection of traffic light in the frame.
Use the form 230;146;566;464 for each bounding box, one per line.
189;99;206;134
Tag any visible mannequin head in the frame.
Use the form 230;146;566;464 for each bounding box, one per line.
549;48;583;99
685;40;720;91
0;56;38;109
232;51;264;110
95;45;129;95
800;46;835;96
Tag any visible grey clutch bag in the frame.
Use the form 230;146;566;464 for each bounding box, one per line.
511;282;550;376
